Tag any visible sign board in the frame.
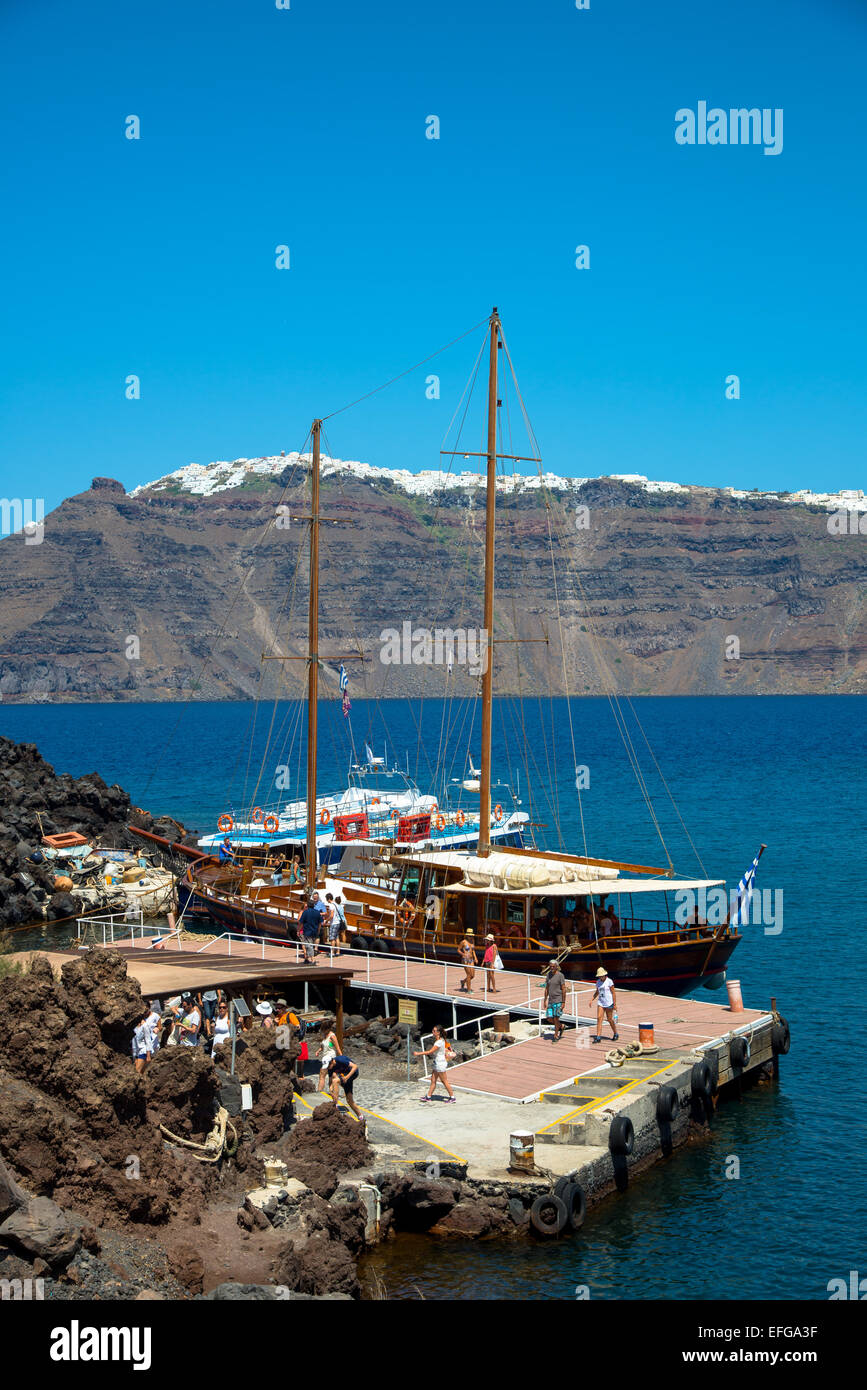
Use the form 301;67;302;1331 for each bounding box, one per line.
398;998;418;1025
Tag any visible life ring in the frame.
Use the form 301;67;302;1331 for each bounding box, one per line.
656;1084;679;1123
263;815;279;834
370;797;380;805
436;814;446;831
529;1194;567;1238
456;809;466;827
608;1115;634;1156
493;804;504;823
320;809;331;825
218;815;233;833
397;905;415;929
251;807;265;825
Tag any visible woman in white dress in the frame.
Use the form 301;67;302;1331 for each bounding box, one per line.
414;1024;456;1103
317;1022;340;1093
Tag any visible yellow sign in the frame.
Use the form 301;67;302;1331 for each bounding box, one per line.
398;998;418;1025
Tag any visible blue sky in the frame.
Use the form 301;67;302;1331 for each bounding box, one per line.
1;0;865;513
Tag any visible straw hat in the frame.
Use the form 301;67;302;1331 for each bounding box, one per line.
485;933;495;941
596;967;608;977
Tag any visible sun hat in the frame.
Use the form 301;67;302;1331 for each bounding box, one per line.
255;1001;274;1016
276;998;288;1008
485;933;495;941
596;967;607;977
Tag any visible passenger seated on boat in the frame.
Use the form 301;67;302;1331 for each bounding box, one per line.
501;920;522;948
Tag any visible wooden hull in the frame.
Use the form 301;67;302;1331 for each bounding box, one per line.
179;875;739;998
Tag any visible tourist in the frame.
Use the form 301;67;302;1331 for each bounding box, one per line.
288;856;302;886
458;932;477;993
144;999;162;1055
415;1024;456;1103
599;906;614;938
270;857;284;887
328;1053;363;1123
211;999;231;1055
591;967;618;1043
544;958;566;1042
333;894;348;944
317;1021;340;1093
299;897;321;963
218;836;235;864
324;893;342;955
201;988;219;1037
256;1000;275;1028
131;1008;153;1073
482;934;501;994
178;993;202;1046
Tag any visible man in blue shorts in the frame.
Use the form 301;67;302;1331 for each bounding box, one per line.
544;958;566;1043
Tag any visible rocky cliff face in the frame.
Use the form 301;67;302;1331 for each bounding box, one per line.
0;466;864;701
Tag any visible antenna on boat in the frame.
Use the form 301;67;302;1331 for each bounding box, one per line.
305;419;322;891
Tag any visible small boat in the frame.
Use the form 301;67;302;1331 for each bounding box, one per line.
39;837;177;917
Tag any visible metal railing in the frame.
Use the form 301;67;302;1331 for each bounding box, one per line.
417;1007;543;1078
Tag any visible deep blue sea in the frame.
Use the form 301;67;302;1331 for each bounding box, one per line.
1;694;863;1301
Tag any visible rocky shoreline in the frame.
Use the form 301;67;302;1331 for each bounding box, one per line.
0;735;194;928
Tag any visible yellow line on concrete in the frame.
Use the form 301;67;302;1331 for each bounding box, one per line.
535;1061;677;1133
293;1090;466;1162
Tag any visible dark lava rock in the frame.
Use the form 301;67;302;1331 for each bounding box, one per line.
0;1196;82;1270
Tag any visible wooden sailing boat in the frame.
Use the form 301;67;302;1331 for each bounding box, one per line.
163;310;745;995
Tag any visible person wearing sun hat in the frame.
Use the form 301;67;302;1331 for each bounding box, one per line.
544;958;566;1042
591;966;618;1044
255;1000;275;1029
482;934;501;994
458;931;477;993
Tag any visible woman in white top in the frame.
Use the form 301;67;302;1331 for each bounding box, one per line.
211;1000;231;1055
414;1024;456;1103
317;1024;340;1093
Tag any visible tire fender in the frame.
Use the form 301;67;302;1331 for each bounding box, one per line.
530;1193;567;1237
730;1035;750;1069
691;1061;712;1100
771;1017;791;1055
656;1084;679;1123
609;1115;634;1156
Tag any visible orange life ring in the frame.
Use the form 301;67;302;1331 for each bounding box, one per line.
436;814;446;831
251;807;265;824
218;814;233;833
494;804;504;823
397;905;415;928
456;809;466;827
320;809;331;825
263;815;279;834
370;797;380;805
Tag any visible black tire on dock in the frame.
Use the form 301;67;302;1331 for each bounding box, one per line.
530;1194;568;1237
371;938;390;953
656;1084;679;1123
553;1176;572;1202
609;1115;634;1156
565;1182;586;1231
354;935;371;952
730;1036;750;1069
771;1017;791;1055
691;1061;712;1100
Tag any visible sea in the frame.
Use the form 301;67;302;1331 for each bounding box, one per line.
0;693;863;1301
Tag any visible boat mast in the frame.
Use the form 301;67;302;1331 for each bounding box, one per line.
306;418;321;891
478;307;500;856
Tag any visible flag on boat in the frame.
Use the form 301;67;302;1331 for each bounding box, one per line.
364;742;385;766
730;848;762;927
339;664;349;692
340;664;351;717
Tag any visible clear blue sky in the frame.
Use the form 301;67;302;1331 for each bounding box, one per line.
1;0;865;513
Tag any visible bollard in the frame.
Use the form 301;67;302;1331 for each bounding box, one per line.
726;979;744;1013
638;1021;654;1046
509;1130;535;1174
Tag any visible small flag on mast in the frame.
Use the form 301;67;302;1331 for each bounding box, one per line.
339;664;351;717
730;847;763;928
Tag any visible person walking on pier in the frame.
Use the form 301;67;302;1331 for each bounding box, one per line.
415;1024;456;1103
482;934;501;994
458;933;477;993
299;898;321;963
591;967;618;1043
317;1021;340;1092
328;1053;364;1124
544;959;566;1042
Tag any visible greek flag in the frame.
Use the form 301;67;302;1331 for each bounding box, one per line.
730;849;762;928
339;664;349;692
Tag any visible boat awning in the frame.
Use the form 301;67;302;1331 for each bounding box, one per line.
432;878;726;898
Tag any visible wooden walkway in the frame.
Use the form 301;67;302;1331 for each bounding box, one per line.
99;929;769;1102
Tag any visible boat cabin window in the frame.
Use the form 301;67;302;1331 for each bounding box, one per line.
399;863;422;901
505;899;525;927
443;893;459;929
483;895;502;925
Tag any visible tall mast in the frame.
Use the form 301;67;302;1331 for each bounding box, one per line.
305;418;321;891
478;307;500;856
